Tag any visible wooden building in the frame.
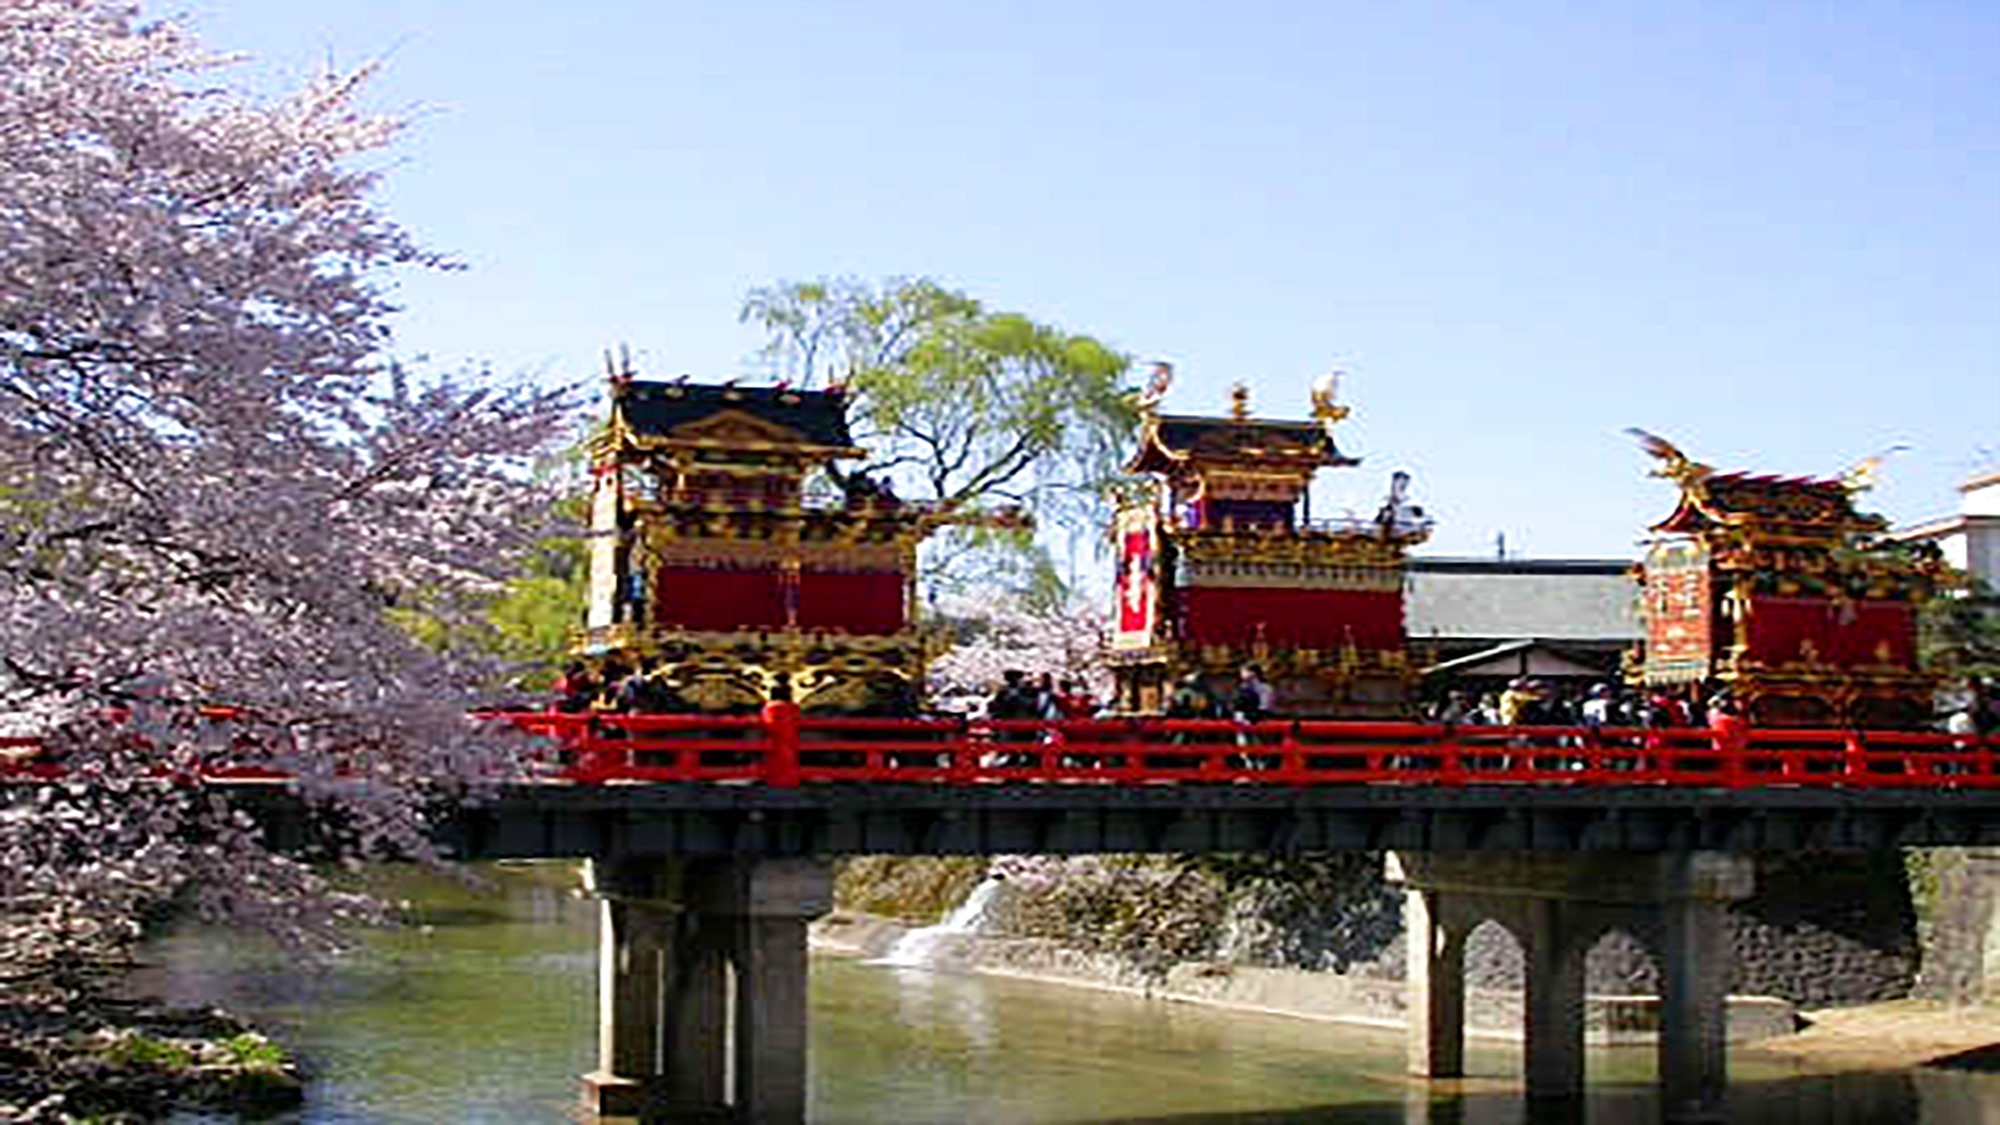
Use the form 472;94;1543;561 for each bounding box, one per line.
580;373;939;714
1109;369;1433;716
1631;436;1949;727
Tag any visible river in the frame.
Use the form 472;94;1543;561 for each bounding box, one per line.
137;863;2000;1124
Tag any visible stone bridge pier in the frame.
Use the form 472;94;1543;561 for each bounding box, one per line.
582;856;833;1123
1389;851;1755;1124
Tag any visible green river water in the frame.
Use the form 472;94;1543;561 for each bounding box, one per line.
138;863;2000;1124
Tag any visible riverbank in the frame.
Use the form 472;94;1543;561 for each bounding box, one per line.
1756;999;2000;1072
0;992;302;1124
16;867;1994;1124
813;908;2000;1074
809;909;1798;1046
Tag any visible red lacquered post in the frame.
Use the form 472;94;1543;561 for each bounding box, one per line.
1439;729;1466;787
764;701;801;788
1843;730;1868;785
574;716;609;785
1280;723;1305;784
948;722;976;785
1712;715;1748;789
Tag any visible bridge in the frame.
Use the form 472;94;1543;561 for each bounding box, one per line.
13;708;2000;1123
477;707;1997;1124
434;708;2000;859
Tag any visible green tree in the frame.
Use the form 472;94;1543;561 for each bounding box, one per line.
472;278;1143;677
1923;575;2000;681
741;278;1137;598
482;533;587;688
387;444;589;687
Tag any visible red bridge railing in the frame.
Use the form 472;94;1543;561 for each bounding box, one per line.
3;708;1992;790
501;705;1999;790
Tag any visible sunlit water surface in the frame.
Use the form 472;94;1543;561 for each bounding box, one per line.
141;864;2000;1124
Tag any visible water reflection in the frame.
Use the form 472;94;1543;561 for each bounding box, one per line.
883;965;1000;1053
137;865;2000;1125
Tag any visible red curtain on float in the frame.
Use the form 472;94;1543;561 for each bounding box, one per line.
1742;597;1917;668
797;570;905;635
1175;588;1404;650
653;565;786;631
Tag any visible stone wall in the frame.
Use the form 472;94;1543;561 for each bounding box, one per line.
933;851;1919;1008
1912;848;2000;1003
1443;852;1917;1007
808;912;1797;1044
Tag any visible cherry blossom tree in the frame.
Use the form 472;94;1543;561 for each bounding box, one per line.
928;594;1111;714
0;0;573;985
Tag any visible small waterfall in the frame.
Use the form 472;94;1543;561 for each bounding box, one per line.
873;876;1007;969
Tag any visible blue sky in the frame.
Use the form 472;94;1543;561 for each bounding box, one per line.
188;0;1997;560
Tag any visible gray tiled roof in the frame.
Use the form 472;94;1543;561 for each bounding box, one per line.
617;381;855;448
1152;415;1352;464
1404;559;1641;642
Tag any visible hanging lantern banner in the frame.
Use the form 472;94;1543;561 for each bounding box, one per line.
585;470;623;630
1643;539;1712;683
1113;505;1159;651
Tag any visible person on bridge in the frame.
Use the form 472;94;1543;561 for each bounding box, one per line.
1231;665;1279;769
1946;705;1977;738
989;670;1039;723
1033;673;1064;721
593;661;629;711
1146;671;1214;772
1166;672;1219;723
1055;679;1097;721
1231;664;1275;724
1498;678;1539;727
613;665;661;713
1431;689;1474;726
1162;673;1221;767
1580;683;1616;730
1706;694;1748;773
554;662;598;714
1644;689;1689;729
986;670;1041;767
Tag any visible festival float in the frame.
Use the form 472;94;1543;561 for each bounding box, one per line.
1630;431;1949;728
576;359;988;715
1108;365;1434;717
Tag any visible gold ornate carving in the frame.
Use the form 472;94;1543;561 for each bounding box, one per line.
1626;428;1712;488
1310;370;1350;428
1175;557;1404;593
1135;361;1173;415
680;673;768;712
668;408;807;447
1174;529;1409;570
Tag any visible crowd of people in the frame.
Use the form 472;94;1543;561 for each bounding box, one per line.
1423;678;1707;729
985;669;1099;724
1425;676;2000;737
1160;665;1276;724
552;661;679;714
1945;679;2000;737
554;656;1999;744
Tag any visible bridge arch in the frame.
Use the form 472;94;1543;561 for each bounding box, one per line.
1392;851;1752;1122
1462;915;1524;1004
1585;924;1663;998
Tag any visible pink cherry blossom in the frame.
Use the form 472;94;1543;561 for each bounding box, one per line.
1;0;574;981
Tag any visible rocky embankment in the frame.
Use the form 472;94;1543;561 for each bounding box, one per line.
829;850;1923;1027
812;902;1796;1044
0;994;301;1123
0;910;303;1125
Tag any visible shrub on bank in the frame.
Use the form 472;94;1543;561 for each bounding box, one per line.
835;857;990;924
